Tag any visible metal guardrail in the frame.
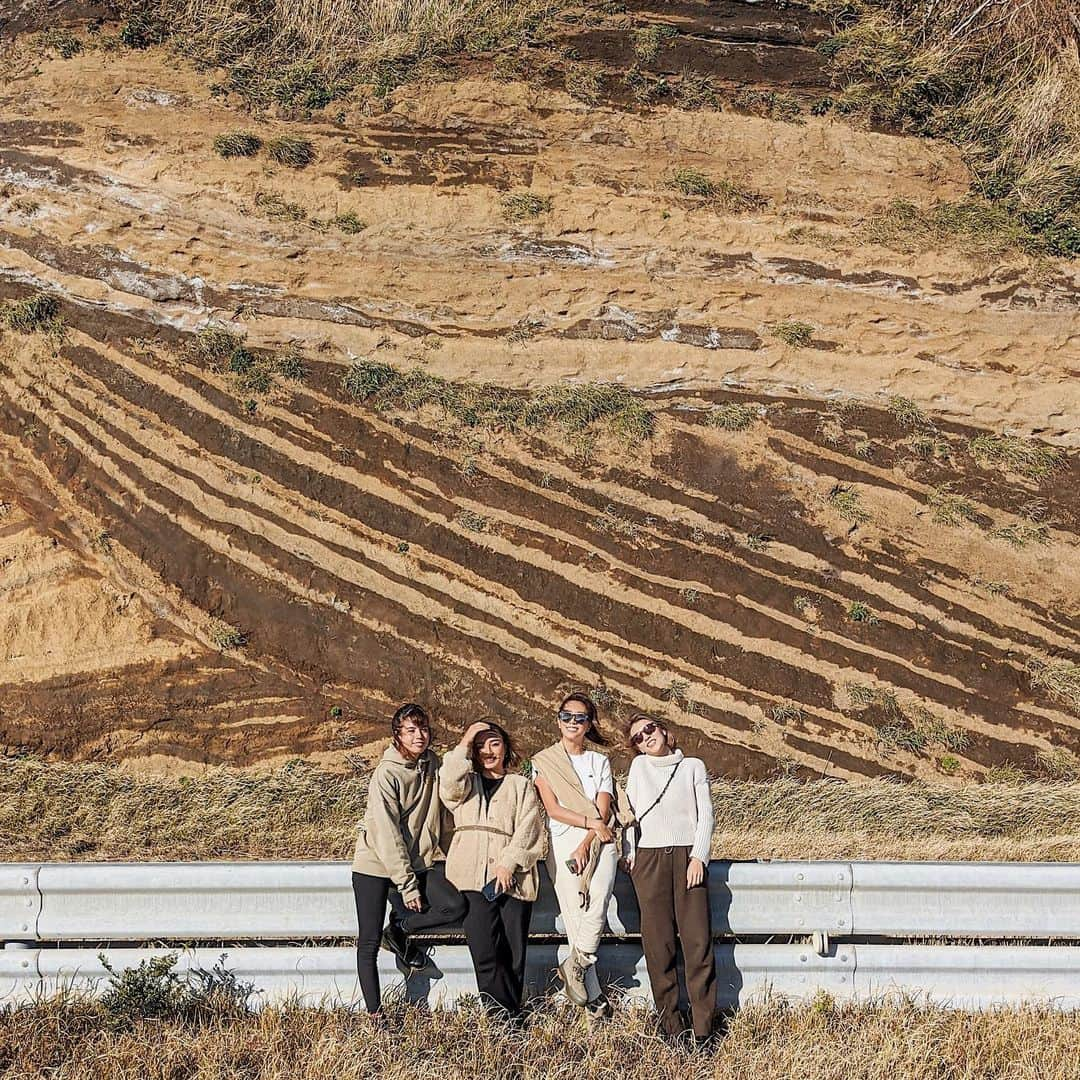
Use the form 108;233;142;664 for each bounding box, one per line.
4;859;1078;942
2;860;1079;1011
4;944;1080;1011
10;860;854;941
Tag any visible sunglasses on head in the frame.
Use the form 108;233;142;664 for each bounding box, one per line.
557;710;589;726
630;721;661;746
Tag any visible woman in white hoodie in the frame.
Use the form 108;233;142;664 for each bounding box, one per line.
622;712;715;1044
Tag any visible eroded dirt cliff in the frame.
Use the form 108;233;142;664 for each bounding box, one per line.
1;1;1077;778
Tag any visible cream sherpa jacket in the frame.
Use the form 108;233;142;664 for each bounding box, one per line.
439;746;545;901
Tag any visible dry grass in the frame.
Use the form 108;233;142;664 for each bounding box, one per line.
705;402;759;432
767;320;814;347
265;135;315;167
9;759;1080;863
138;0;557;78
4;994;1080;1079
667;170;767;212
819;0;1080;240
500;191;553;221
213;131;262;158
927;486;979;527
1028;656;1080;715
826;484;870;524
969;434;1065;481
339;360;655;442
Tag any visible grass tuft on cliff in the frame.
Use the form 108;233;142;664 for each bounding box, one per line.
340;360;654;442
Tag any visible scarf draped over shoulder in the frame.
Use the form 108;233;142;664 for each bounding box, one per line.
533;743;634;910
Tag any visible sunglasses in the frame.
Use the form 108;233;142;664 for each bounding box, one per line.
557;710;589;726
630;721;661;746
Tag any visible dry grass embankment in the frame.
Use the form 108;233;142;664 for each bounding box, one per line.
4;994;1080;1080
817;0;1080;253
6;758;1080;862
126;0;556;86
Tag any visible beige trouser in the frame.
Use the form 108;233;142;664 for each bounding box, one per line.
547;826;619;1001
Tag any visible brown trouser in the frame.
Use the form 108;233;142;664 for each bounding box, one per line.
630;845;715;1038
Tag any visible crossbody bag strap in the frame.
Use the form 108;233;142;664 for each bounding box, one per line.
635;761;681;825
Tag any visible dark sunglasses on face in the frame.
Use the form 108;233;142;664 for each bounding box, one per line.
631;721;660;746
557;710;589;726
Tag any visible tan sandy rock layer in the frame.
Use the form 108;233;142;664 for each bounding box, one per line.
0;15;1076;777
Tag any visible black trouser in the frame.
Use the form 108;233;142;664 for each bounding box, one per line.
460;890;533;1016
352;864;467;1014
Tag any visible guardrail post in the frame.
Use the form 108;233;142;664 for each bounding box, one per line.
0;866;40;945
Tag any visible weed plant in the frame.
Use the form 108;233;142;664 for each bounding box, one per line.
340;359;654;442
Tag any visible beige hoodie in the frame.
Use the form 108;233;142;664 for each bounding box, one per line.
439;746;545;901
352;745;443;904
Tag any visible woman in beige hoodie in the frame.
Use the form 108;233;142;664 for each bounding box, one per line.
352;703;467;1018
440;720;544;1018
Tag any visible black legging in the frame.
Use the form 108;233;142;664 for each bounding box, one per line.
460;890;533;1016
352;864;467;1013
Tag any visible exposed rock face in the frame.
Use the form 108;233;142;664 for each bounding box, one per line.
0;3;1077;778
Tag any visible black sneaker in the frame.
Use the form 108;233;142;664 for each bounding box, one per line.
380;921;429;970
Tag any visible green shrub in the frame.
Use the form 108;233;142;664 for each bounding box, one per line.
339;359;654;442
266;136;315;168
333;212;366;234
214;132;262;158
99;952;255;1028
3;292;62;335
501;192;552;220
37;28;82;57
706;402;758;431
847;600;878;624
768;320;814;347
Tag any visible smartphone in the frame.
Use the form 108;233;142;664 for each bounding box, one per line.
565;858;580;875
481;878;500;902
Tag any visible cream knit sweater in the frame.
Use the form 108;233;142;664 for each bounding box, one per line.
622;750;713;863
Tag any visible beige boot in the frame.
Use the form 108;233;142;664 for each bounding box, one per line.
558;948;589;1006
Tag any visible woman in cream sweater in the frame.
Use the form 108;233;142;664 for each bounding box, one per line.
440;720;545;1018
622;712;715;1044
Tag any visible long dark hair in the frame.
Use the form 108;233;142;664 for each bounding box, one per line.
559;692;608;746
467;720;519;771
391;702;430;752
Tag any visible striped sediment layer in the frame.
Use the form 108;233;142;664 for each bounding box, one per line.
0;6;1077;779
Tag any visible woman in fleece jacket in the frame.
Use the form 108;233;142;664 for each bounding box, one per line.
439;720;544;1018
622;712;715;1045
351;703;467;1019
